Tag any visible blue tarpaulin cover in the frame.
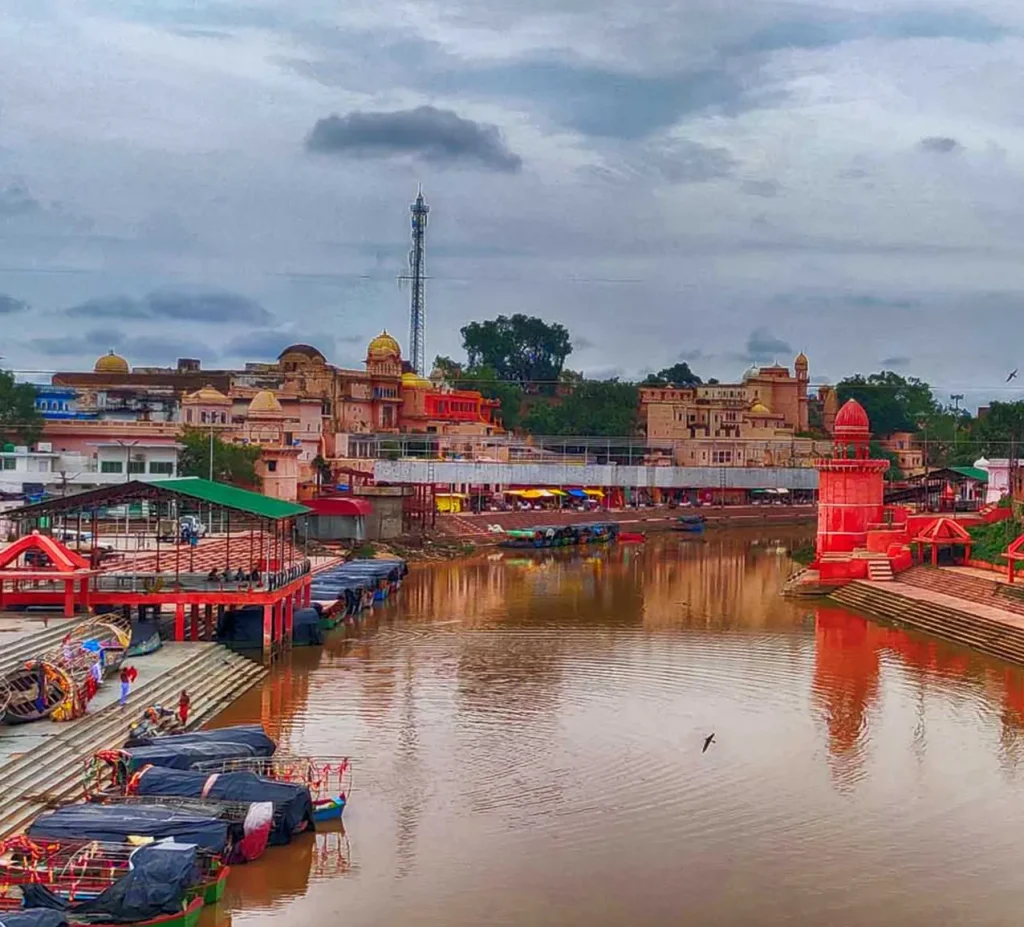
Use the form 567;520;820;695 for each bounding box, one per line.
22;842;197;924
120;739;266;773
125;724;275;755
28;803;229;855
0;912;68;927
134;766;314;845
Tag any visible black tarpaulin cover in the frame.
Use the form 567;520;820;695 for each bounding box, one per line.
21;842;196;924
125;724;275;756
28;803;229;854
134;766;314;845
292;608;324;646
0;911;68;927
121;739;264;773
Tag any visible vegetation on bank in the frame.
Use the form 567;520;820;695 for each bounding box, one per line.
790;541;816;566
966;517;1021;566
178;427;261;486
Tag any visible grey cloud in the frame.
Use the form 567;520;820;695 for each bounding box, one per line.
771;292;922;310
305;106;522;173
0;182;40;218
743;326;792;362
0;294;29;314
65;289;273;324
919;136;962;154
881;355;912;369
221;328;338;360
649;141;736;183
31;327;215;364
741;180;779;197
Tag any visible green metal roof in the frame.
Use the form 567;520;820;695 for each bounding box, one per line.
155;478;311;519
949;466;988;483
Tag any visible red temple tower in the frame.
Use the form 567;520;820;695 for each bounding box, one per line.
815;399;889;556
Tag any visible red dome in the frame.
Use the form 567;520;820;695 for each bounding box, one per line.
834;398;870;432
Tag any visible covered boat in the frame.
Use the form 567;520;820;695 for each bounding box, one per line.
127;766;314;845
0;911;68;926
672;514;707;533
124;724;275;754
126;617;162;658
20;842;202;927
28;804;230;857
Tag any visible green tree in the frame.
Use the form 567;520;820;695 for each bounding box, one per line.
461;314;572;391
522;379;639;436
951;401;1024;464
0;371;42;446
836;371;938;436
431;356;525;431
642;362;702;387
431;355;463;382
178;427;261;486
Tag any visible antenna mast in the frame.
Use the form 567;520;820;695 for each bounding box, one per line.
408;187;430;376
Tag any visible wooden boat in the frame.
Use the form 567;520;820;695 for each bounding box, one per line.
672;515;707;533
313;795;347;823
0;897;205;927
126;631;162;658
618;532;646;543
1;661;74;724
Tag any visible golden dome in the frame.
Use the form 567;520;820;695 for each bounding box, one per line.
750;400;772;414
248;389;283;415
367;330;401;360
184;385;230;405
795;351;808;367
401;372;431;389
94;350;129;375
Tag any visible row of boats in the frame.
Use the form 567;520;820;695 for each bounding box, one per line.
497;514;707;549
0;723;349;926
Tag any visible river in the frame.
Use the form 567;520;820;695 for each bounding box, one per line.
206;529;1024;927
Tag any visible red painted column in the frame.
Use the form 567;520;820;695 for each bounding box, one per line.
262;604;272;661
285;594;294;642
303;581;311;607
63;579;75;617
174;603;185;642
190;605;200;642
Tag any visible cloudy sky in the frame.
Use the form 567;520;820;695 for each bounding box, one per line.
2;0;1024;407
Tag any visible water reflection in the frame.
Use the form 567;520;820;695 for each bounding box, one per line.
212;530;1024;927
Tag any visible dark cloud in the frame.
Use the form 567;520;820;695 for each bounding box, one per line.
741;180;779;198
30;328;215;364
918;136;962;154
771;292;921;310
0;294;29;314
65;289;273;324
881;355;912;369
743;326;793;362
221;328;338;360
651;141;736;183
305;106;522;173
0;182;41;218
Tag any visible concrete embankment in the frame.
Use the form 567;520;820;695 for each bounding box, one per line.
0;636;265;838
830;579;1024;667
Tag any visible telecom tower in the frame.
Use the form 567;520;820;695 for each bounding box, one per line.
407;187;430;376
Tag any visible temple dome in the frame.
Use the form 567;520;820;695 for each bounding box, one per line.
278;344;326;364
367;330;401;360
742;365;759;380
248;390;283;415
94;351;129;375
401;372;431;389
795;351;808;368
184;385;230;405
749;400;772;414
834;398;870;433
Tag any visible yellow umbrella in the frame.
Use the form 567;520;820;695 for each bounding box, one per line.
583;489;605;497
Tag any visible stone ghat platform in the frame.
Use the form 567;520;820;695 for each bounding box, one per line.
438;504;817;539
0;624;266;839
830;570;1024;668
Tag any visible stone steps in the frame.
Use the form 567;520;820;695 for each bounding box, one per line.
831;582;1024;666
0;621;86;678
867;560;894;582
898;566;1024;618
0;644;265;838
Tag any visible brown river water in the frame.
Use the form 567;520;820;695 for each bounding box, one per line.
204;529;1024;927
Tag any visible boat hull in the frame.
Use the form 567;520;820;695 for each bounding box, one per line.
312;795;346;823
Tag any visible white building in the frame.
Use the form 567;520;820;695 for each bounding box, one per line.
0;442;181;497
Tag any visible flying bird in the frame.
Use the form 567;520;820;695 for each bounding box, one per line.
702;733;716;754
1008;369;1018;383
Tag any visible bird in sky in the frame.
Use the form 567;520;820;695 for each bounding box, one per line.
702;733;716;754
1008;369;1018;383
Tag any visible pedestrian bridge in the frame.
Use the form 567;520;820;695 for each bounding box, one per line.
374;460;818;490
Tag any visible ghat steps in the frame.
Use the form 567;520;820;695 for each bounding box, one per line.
831;581;1024;668
0;642;265;839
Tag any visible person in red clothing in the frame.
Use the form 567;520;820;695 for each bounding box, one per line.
119;665;137;708
178;689;191;727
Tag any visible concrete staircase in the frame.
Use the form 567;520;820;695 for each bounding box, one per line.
0;622;83;678
831;581;1024;667
898;566;1024;618
867;560;894;582
0;644;266;839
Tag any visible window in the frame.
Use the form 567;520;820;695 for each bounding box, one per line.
128;459;146;474
267;460;277;472
186;409;193;423
149;461;174;475
2;457;16;470
100;460;123;473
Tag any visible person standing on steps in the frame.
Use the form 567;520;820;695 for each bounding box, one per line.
178;689;191;727
119;665;137;708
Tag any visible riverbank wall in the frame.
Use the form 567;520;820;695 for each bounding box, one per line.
830;570;1024;668
437;504;816;541
0;621;266;838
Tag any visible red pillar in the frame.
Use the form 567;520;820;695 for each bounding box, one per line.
63;579;75;617
303;581;311;607
931;543;938;566
262;604;272;661
189;604;199;642
285;594;294;642
174;603;185;642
